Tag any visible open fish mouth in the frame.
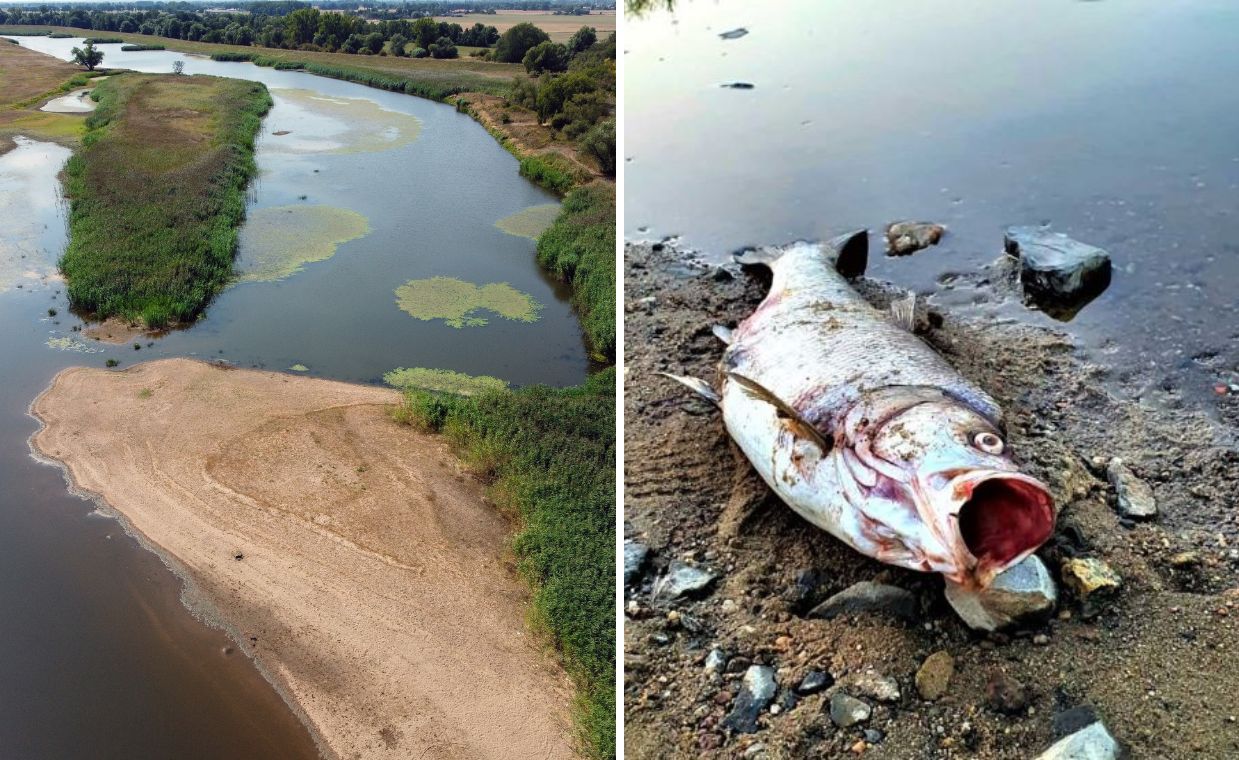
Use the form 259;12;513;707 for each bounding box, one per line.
949;471;1055;584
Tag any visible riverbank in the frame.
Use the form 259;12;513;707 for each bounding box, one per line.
0;39;100;153
32;358;578;760
60;72;269;328
624;241;1239;758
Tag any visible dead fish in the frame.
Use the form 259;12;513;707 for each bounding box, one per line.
664;231;1054;590
720;82;756;90
719;27;749;40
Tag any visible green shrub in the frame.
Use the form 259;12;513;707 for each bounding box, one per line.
518;154;579;196
580;119;615;176
120;44;165;51
536;184;615;360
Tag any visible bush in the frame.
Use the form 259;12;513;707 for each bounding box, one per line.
494;22;550;63
410;46;428;59
580;119;615;177
429;36;458;59
120;44;165;51
523;41;569;74
519;154;578;196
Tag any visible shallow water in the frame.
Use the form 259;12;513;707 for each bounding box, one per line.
0;35;587;757
626;0;1239;412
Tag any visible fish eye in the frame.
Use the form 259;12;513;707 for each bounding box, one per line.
972;432;1005;454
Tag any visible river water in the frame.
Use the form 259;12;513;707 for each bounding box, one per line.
626;0;1239;416
1;36;586;757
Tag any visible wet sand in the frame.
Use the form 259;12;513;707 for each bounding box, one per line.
39;88;95;113
32;358;577;760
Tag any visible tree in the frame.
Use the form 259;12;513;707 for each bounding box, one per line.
71;41;103;71
364;31;384;54
523;41;569;74
429;36;458;59
495;22;549;63
172;60;184;75
581;118;615;176
388;32;408;56
535;69;595;124
411;17;438;49
567;26;596;55
284;7;320;47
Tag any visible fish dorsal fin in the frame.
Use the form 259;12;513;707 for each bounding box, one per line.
658;372;721;406
890;291;916;331
727;372;832;453
712;324;733;345
734;230;868;279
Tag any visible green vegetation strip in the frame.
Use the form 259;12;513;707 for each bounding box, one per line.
60;73;271;326
536;184;615;361
383;367;508;396
395;368;615;759
395;276;541;328
235;205;368;283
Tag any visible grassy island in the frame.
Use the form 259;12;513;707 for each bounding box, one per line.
60;73;271;326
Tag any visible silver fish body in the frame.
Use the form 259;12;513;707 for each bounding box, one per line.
674;233;1054;589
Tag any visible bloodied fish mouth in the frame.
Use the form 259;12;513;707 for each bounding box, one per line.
953;473;1054;583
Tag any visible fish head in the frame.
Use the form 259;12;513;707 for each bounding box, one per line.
852;394;1054;588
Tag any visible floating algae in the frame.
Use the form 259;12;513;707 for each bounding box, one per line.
289;363;309;372
235;205;369;283
394;277;542;328
46;336;103;354
495;203;561;240
383;367;509;396
264;89;422;155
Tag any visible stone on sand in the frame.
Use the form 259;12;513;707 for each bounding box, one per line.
945;554;1058;630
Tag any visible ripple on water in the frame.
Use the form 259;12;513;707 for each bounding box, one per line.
394;276;542;328
234;205;369;283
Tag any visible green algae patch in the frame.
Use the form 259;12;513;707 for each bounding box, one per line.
495;203;561;240
234;205;369;284
384;367;509;396
395;277;542;328
265;88;421;155
288;363;309;372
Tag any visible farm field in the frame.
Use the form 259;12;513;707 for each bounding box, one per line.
433;10;616;42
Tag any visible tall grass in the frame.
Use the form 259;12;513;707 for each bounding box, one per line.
536;184;616;361
397;368;615;759
60;73;271;327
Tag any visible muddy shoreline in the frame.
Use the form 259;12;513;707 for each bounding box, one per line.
624;241;1239;758
32;358;578;760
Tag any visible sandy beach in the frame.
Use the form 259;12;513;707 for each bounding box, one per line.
31;358;577;760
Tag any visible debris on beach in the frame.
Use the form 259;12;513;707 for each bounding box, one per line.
885;220;946;255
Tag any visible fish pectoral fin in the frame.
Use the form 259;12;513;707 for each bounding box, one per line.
890;290;917;331
726;372;832;453
658;372;721;406
711;324;733;345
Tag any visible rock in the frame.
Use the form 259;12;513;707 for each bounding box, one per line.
721;665;777;734
1035;721;1119;760
704;648;727;675
624;540;649;586
718;27;749;40
915;651;954;701
1004;227;1112;314
807;581;918;622
1052;705;1099;738
886;221;946;256
829;692;872;728
1106;458;1157;519
653;561;717;600
944;554;1058;630
863;729;885;745
984;670;1030;715
796;670;832;695
709;266;733;282
1060;558;1122;614
720;82;756;90
851;673;900;703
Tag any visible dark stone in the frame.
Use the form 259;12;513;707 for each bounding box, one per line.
653;561;716;600
796;670;832;695
721;665;777;734
863;729;885;745
1004;227;1112;319
623;540;649;586
806;581;918;621
985;670;1030;715
1052;704;1100;739
718;27;749;40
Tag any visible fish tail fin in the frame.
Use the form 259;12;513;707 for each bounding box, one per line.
711;324;733;345
658;372;721;406
890;290;917;331
736;230;868;278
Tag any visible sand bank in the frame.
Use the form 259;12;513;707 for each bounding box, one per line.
31;358;576;760
39;87;95;113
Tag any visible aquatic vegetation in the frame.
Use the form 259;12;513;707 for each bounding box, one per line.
396;367;615;760
394;276;542;328
495;203;561;240
288;363;309;372
234;205;368;283
265;89;421;155
536;183;616;360
45;335;102;353
518;153;580;195
384;367;509;396
59;74;272;327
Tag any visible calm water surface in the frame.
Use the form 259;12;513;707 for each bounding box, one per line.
1;35;587;757
627;0;1239;412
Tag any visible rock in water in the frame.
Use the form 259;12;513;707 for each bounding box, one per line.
806;581;918;621
944;554;1058;630
1035;721;1120;760
624;540;649;586
829;692;872;728
1004;227;1112;316
1106;458;1157;520
653;560;716;600
915;651;955;701
885;221;946;255
1060;558;1121;616
721;665;777;734
718;27;749;40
